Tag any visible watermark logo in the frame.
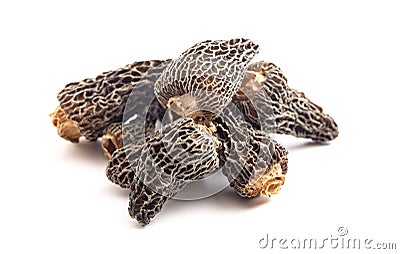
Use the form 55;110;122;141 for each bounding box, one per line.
337;226;348;237
259;227;397;250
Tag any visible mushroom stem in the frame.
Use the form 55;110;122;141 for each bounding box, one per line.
100;122;122;159
102;133;121;159
49;106;81;143
246;163;286;197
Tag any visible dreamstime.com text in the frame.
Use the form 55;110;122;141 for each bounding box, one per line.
259;227;396;250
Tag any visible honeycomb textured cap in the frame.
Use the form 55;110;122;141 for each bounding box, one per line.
56;60;169;141
128;117;220;225
233;61;339;142
154;39;259;120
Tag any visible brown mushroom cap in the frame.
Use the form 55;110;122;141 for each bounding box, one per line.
154;39;259;120
233;61;339;142
54;60;170;142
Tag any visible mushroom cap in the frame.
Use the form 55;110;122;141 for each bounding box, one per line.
154;38;259;120
57;60;169;141
127;117;220;225
233;61;339;141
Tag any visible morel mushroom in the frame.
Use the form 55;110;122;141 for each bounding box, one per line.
106;105;289;224
106;39;291;225
232;61;338;141
50;38;338;227
154;38;259;120
128;117;220;225
51;60;170;142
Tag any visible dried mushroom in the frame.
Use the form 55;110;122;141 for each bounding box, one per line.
100;62;338;158
51;38;338;227
233;61;338;141
51;60;170;142
105;112;163;188
105;39;290;225
213;107;288;198
106;104;289;224
128;117;220;225
154;38;259;119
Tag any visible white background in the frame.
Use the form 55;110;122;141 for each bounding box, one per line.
1;0;399;253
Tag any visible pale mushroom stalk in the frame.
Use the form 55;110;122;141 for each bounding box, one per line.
213;107;288;198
